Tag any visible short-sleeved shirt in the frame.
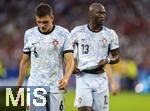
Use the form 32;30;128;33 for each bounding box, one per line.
23;25;73;92
71;24;119;71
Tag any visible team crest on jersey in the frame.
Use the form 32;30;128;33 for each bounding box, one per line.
101;38;108;48
52;39;59;47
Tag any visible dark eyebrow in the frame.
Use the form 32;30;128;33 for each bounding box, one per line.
37;20;48;23
96;10;106;14
43;21;48;23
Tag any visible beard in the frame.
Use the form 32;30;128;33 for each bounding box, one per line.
97;20;104;26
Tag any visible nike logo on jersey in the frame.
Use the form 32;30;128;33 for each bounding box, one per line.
32;42;39;45
81;38;86;41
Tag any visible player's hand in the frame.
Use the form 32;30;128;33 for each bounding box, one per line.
98;59;108;67
73;67;80;74
110;80;119;96
58;77;69;90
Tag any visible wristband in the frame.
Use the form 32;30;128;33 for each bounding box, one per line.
107;58;111;64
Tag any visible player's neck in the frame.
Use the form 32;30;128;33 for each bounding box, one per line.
88;23;103;32
48;24;54;33
38;25;55;35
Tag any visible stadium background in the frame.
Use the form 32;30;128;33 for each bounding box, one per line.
0;0;149;111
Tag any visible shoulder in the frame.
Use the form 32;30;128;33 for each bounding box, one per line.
25;26;38;36
71;24;87;34
103;26;117;36
55;25;69;34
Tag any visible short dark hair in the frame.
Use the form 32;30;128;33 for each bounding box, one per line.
35;3;53;17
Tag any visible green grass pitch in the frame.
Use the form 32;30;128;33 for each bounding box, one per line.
65;90;150;111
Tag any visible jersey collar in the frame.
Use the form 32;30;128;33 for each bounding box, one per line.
87;24;103;33
38;25;55;35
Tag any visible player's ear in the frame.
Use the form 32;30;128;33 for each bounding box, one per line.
50;15;54;21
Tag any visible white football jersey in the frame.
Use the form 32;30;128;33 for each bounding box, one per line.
23;25;73;92
71;24;119;71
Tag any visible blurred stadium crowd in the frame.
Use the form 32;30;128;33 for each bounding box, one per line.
0;0;150;93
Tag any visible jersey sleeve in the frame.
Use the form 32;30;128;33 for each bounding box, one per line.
110;30;119;50
23;31;31;54
63;30;73;54
70;28;78;58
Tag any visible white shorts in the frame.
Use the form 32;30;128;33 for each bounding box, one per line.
26;86;65;111
75;72;109;111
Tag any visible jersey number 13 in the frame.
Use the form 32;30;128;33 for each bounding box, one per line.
81;44;89;54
